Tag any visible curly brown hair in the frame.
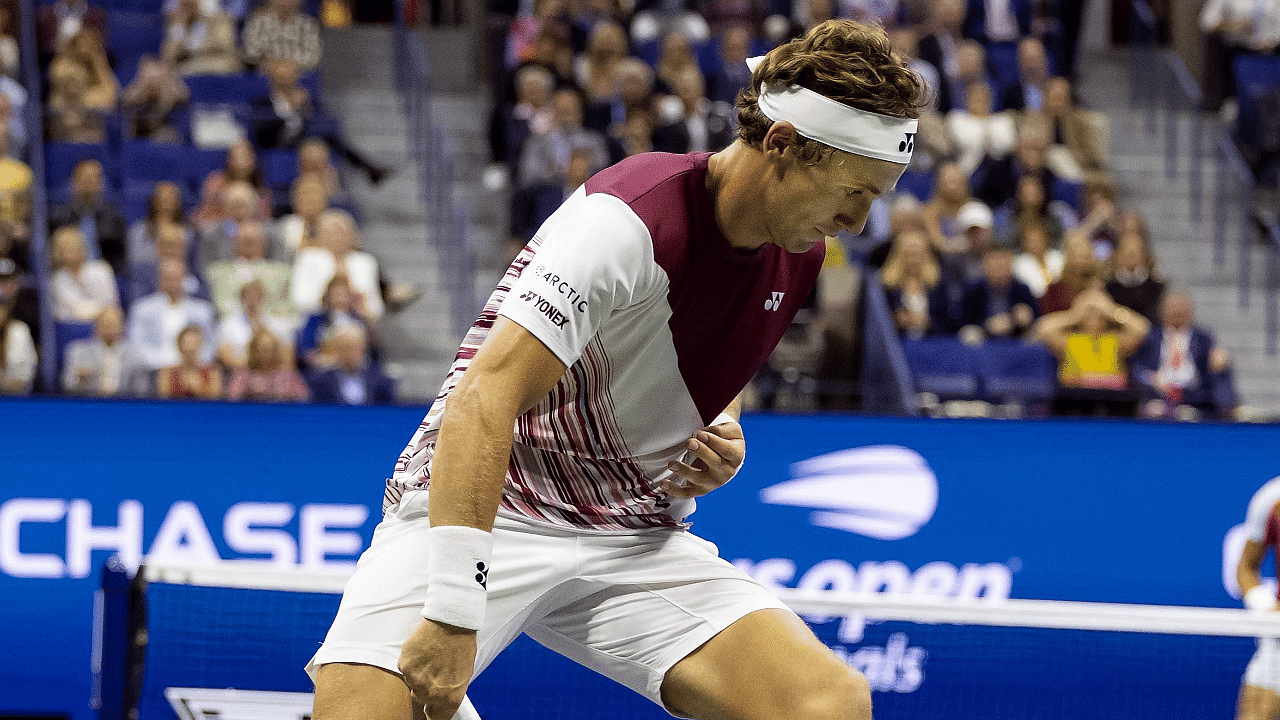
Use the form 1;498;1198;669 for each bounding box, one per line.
737;20;926;162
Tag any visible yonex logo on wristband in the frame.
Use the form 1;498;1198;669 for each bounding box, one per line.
475;561;489;588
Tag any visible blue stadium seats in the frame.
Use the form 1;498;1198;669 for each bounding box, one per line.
986;41;1021;96
107;10;165;84
900;337;980;399
187;147;230;192
976;340;1057;406
262;148;299;192
896;168;934;202
44;142;115;190
121;141;191;186
1050;176;1083;212
1234;55;1280;160
186;74;271;105
53;321;96;380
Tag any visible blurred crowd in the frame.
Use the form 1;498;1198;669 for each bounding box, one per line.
0;0;405;405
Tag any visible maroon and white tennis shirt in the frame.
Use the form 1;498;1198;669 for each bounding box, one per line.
389;152;823;531
1247;477;1280;599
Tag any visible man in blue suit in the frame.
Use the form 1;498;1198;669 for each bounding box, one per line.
1129;289;1236;419
957;246;1039;342
308;325;395;405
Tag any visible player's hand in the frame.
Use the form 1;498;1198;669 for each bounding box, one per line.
397;618;477;720
662;420;746;499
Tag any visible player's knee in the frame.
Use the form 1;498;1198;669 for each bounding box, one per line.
789;665;872;720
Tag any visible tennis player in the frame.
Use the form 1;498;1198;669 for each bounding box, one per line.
1238;476;1280;720
309;19;924;720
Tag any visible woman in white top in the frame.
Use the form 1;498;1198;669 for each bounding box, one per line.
50;225;119;322
0;300;35;394
1012;221;1064;298
945;81;1017;179
290;209;384;320
276;175;330;261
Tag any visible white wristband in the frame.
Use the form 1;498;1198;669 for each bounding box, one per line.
422;525;494;631
1245;585;1276;612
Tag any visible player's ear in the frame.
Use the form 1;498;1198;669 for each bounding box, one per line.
762;121;800;161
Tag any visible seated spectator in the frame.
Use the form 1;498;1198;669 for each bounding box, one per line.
241;0;322;71
994;174;1073;245
127;181;192;267
296;274;375;371
510;145;596;245
297;137;344;200
518;86;609;189
957;246;1040;343
654;29;700;95
491;64;555;172
973;120;1059;211
206;222;292;319
940;199;997;294
45;57;106;143
276;175;329;258
49;27;117;108
574;21;628;104
585;57;655;137
1043;76;1110;184
706;25;753;106
917;0;967;113
290;209;382;319
1012;221;1063;298
130;218;210;304
609;107;655;160
194;139;274;231
198;181;281;268
36;0;109;67
880;229;947;339
49;159;127;274
1034;286;1150;391
307;325;394;405
651;66;736;154
217;277;296;368
1000;36;1051;113
226;326;308;401
0;93;27;157
162;0;242;75
49;225;118;322
1072;179;1124;260
964;0;1033;45
120;56;191;144
1199;0;1280;110
1104;230;1165;325
0;289;35;394
61;306;150;397
156;324;222;399
1131;289;1237;419
1040;232;1100;314
0;131;30;242
251;57;387;185
946;80;1018;178
128;258;217;370
0;257;38;346
952;41;997;111
922;161;972;256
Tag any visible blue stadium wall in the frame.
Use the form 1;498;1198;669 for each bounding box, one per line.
0;398;1276;719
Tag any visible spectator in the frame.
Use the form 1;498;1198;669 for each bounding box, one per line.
957;246;1039;343
706;25;753;105
0;285;34;394
156;324;222;399
129;221;210;302
993;173;1067;244
655;29;700;94
652;66;736;154
45;55;106;143
216;277;296;368
50;28;117;108
226;325;309;401
126;181;192;267
61;306;150;397
306;325;394;405
517;86;609;189
1034;287;1150;406
1011;221;1062;298
1072;178;1123;259
917;0;967;113
250;56;388;185
49;159;127;274
241;0;321;71
963;0;1032;46
0;131;30;241
0;6;18;81
610;107;655;159
296;273;374;371
1131;288;1237;419
194;139;274;230
120;56;191;143
949;40;996;113
999;36;1051;112
504;0;568;70
162;0;242;75
296;137;344;200
922;161;972;256
276;175;329;258
1104;230;1166;325
0;93;27;157
206;221;292;319
510;145;597;244
128;258;216;370
0;257;38;345
36;0;109;66
49;225;118;322
1199;0;1280;111
1040;232;1099;314
973;120;1058;210
945;80;1017;178
880;229;947;338
575;21;628;104
1042;76;1110;184
198;180;279;268
290;209;383;319
492;64;555;171
585;57;655;136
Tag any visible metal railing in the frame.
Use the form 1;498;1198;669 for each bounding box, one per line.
393;11;479;341
1128;0;1279;355
18;0;55;392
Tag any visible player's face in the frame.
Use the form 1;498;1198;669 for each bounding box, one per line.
766;149;906;254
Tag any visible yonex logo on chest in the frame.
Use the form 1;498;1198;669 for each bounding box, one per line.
764;292;785;311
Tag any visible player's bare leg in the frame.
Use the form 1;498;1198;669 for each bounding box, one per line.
312;663;425;720
1238;684;1280;720
661;609;872;720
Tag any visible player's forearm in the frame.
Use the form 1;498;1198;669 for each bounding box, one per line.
428;382;519;532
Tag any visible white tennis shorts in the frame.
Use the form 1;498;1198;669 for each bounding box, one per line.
306;489;790;713
1245;637;1280;694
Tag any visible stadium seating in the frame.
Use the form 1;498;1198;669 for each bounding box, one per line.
900;336;980;400
975;340;1057;407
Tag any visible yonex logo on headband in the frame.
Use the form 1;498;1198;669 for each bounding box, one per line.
746;56;917;164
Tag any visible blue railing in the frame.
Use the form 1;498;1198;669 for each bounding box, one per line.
18;0;55;392
393;11;479;340
1128;0;1279;355
859;270;918;415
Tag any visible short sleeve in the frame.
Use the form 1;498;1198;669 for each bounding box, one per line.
1245;477;1280;544
498;189;665;367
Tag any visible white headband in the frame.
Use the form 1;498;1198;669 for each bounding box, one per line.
746;56;917;164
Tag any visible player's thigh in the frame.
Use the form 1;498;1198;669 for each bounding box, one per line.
660;608;871;720
312;663;422;720
1239;684;1280;720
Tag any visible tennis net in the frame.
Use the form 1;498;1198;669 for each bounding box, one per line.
99;560;1279;720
